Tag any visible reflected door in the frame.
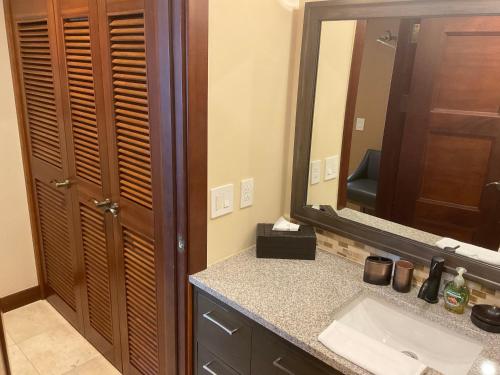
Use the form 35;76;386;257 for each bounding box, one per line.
393;16;500;249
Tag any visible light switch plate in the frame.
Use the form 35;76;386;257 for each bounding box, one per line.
310;160;321;185
355;117;365;131
211;184;233;218
240;178;254;208
324;155;339;181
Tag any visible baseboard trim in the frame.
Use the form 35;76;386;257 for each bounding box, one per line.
0;286;41;313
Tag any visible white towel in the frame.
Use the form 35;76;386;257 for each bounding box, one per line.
436;238;500;266
318;321;426;375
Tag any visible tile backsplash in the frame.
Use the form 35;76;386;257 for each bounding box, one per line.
315;228;500;307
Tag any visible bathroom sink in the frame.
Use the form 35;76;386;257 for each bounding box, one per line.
334;295;483;375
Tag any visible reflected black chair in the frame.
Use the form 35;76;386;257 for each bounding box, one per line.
347;149;381;212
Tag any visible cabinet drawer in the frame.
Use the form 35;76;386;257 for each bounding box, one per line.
198;343;240;375
252;329;341;375
197;294;251;374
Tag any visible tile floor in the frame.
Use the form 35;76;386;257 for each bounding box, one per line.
3;300;120;375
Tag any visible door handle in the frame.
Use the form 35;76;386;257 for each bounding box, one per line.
202;311;240;335
202;361;218;375
486;181;500;191
107;202;120;217
51;179;71;189
93;199;120;217
272;357;296;375
94;198;112;208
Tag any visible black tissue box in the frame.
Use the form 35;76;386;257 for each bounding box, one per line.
256;223;316;260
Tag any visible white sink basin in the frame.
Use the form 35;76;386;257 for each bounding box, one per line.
335;295;483;375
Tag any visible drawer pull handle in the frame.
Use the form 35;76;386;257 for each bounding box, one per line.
203;311;240;335
202;361;218;375
273;357;296;375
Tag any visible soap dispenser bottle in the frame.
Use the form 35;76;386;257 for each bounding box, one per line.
443;267;470;314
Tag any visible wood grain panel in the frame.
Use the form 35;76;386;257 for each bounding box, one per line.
35;180;76;310
63;17;102;186
420;133;492;207
122;228;159;375
17;19;62;169
79;204;113;344
108;13;152;210
433;30;500;113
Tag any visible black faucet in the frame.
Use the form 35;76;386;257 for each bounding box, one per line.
418;256;445;304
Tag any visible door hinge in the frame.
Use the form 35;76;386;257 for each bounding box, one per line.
177;235;185;253
411;23;421;44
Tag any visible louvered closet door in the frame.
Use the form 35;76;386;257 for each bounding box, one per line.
9;0;83;330
52;0;122;369
98;1;172;374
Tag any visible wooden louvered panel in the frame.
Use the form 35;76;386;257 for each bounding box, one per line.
80;205;113;344
122;228;159;375
63;18;102;186
109;14;153;210
18;20;62;168
35;180;76;310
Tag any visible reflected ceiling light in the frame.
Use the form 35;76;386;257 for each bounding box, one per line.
278;0;300;11
481;361;497;375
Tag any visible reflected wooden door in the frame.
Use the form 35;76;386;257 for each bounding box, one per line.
393;16;500;250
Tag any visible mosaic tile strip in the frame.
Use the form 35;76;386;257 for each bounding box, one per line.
315;228;500;307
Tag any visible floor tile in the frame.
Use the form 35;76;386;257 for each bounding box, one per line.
62;357;120;375
7;345;40;375
18;324;100;375
4;301;68;344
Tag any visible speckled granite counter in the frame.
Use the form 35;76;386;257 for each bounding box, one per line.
189;248;500;375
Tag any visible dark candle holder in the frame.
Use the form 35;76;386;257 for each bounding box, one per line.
393;260;414;293
363;256;394;286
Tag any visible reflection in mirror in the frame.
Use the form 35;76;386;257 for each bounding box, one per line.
307;16;500;255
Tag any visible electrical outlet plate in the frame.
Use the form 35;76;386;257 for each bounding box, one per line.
211;184;233;219
240;178;254;208
310;160;321;185
355;117;365;131
324;155;339;181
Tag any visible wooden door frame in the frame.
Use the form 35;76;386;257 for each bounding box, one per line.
0;311;10;375
376;18;420;220
3;0;208;374
172;0;208;373
337;20;366;210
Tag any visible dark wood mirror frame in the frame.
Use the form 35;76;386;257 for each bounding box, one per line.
291;0;500;289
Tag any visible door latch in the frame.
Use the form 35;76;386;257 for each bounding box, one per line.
177;235;185;253
486;181;500;191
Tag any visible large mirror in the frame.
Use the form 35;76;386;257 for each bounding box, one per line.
292;1;500;288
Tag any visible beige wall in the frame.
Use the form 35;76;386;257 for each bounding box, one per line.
307;21;357;207
207;0;296;264
0;2;38;297
349;19;399;173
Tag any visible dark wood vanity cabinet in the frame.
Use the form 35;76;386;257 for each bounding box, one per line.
193;288;343;375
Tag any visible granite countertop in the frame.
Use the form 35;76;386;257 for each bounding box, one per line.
189;248;500;375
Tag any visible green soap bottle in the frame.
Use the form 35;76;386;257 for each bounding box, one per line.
443;267;470;314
